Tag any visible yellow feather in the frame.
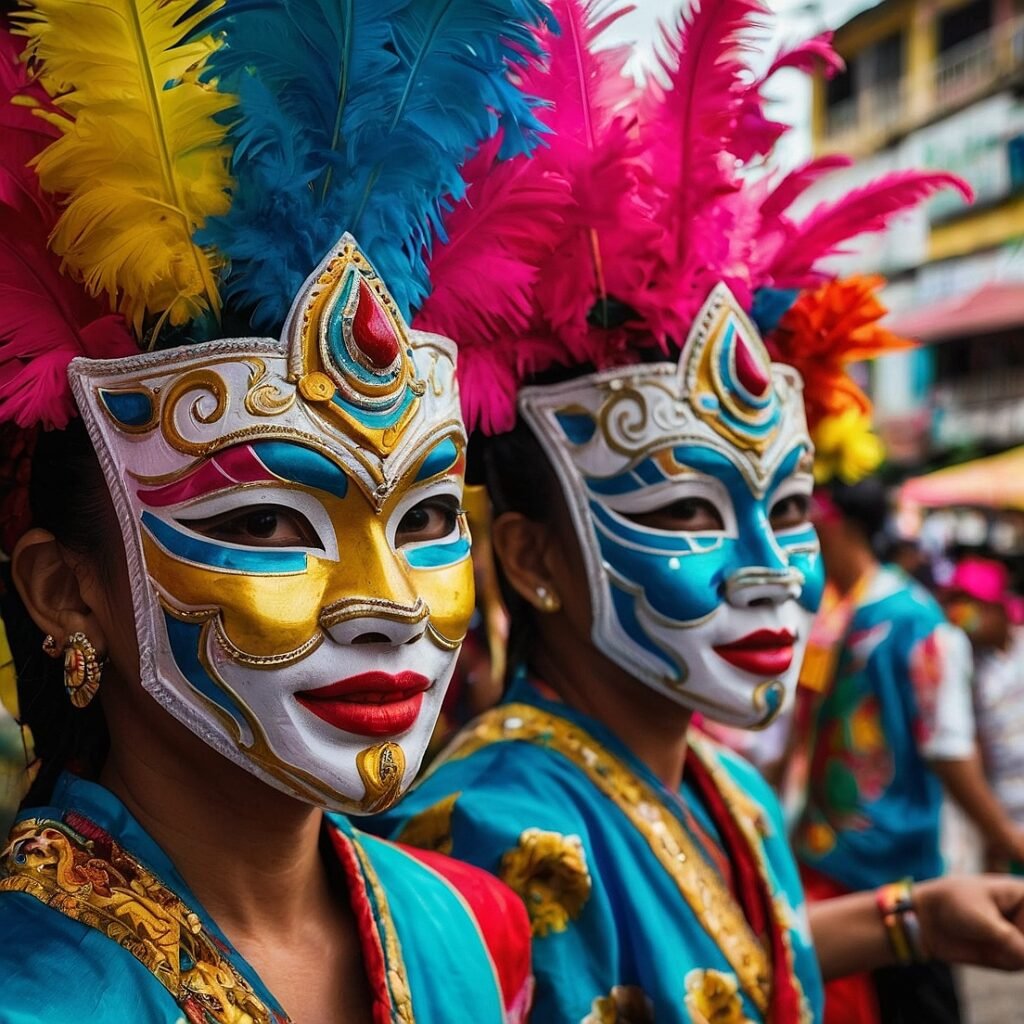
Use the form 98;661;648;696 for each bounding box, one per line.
15;0;235;338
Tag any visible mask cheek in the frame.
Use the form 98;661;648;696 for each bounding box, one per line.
410;556;475;647
594;521;730;625
141;534;328;657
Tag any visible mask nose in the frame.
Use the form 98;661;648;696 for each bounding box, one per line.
320;598;428;647
725;567;804;609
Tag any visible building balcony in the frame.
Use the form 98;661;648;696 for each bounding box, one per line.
825;79;908;148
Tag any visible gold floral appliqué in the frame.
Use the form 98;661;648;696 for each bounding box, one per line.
499;827;591;937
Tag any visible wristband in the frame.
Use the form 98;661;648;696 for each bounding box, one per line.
875;878;926;965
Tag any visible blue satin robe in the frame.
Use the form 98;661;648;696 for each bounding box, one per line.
0;773;531;1023
373;677;824;1024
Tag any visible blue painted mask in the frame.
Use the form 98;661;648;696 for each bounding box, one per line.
519;285;824;727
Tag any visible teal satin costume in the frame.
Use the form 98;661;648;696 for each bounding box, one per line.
373;676;824;1023
0;773;531;1024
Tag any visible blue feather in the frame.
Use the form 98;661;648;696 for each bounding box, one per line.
198;0;553;332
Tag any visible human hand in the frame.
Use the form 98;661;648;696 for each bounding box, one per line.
914;875;1024;970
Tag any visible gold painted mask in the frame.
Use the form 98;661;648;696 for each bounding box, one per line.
70;235;474;812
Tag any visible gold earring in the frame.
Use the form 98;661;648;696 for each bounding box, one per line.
61;632;103;709
535;585;561;613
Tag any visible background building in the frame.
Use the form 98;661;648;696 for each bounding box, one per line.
809;0;1024;468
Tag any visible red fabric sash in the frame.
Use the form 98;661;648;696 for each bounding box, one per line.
686;755;806;1024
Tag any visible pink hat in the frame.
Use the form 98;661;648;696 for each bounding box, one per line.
948;557;1012;607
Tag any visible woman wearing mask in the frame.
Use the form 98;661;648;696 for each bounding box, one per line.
376;2;1024;1021
0;0;551;1019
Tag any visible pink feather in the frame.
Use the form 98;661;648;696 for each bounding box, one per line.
767;171;974;285
765;32;845;80
0;26;135;431
731;34;843;164
759;155;854;225
640;0;769;252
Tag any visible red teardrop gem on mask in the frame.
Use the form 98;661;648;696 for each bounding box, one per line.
734;330;771;397
352;278;400;369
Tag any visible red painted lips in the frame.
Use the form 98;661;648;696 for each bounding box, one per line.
713;629;796;677
295;671;431;737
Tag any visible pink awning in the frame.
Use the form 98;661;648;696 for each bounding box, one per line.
887;283;1024;343
900;446;1024;511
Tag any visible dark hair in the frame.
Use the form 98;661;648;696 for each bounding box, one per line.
476;419;559;681
827;477;889;549
2;418;117;806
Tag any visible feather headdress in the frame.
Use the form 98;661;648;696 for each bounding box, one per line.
427;0;972;483
0;0;553;546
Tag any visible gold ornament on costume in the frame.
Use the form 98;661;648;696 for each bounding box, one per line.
59;632;102;709
357;742;406;813
396;792;462;855
499;827;592;937
582;985;655;1024
684;969;756;1024
0;818;274;1024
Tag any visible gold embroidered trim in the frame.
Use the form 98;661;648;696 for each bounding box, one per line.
0;817;278;1024
350;839;416;1024
688;739;812;1024
437;704;772;1014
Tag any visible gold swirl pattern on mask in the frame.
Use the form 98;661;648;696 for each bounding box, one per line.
0;818;278;1024
582;985;654;1024
684;969;755;1024
434;704;782;1015
244;358;296;417
357;743;406;814
498;828;592;938
394;792;462;855
596;377;690;460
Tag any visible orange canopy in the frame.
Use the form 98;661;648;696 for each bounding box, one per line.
900;446;1024;511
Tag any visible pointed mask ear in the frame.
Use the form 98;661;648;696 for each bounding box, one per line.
11;528;112;657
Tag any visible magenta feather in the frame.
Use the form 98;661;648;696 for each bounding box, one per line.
765;32;845;80
0;28;135;431
641;0;768;248
759;155;854;225
415;134;572;433
731;34;843;165
519;0;651;355
766;171;974;286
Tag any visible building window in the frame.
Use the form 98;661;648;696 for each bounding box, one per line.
938;0;993;54
936;0;996;103
826;59;857;135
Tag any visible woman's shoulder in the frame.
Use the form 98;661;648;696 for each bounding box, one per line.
0;889;176;1022
327;821;533;1024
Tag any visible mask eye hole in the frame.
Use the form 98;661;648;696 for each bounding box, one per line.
770;494;811;532
625;497;725;533
396;495;461;547
181;505;324;549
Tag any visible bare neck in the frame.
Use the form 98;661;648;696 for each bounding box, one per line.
531;633;693;792
100;691;331;937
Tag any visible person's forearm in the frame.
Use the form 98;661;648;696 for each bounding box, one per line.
809;892;896;980
931;754;1019;854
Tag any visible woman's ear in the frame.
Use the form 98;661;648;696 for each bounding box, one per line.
11;528;111;654
492;512;563;613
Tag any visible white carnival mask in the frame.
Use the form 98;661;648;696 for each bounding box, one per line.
70;235;473;813
519;285;825;728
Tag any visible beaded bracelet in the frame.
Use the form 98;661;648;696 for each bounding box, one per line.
876;878;926;965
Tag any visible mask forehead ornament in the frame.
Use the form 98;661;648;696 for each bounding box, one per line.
69;235;472;812
521;285;822;729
